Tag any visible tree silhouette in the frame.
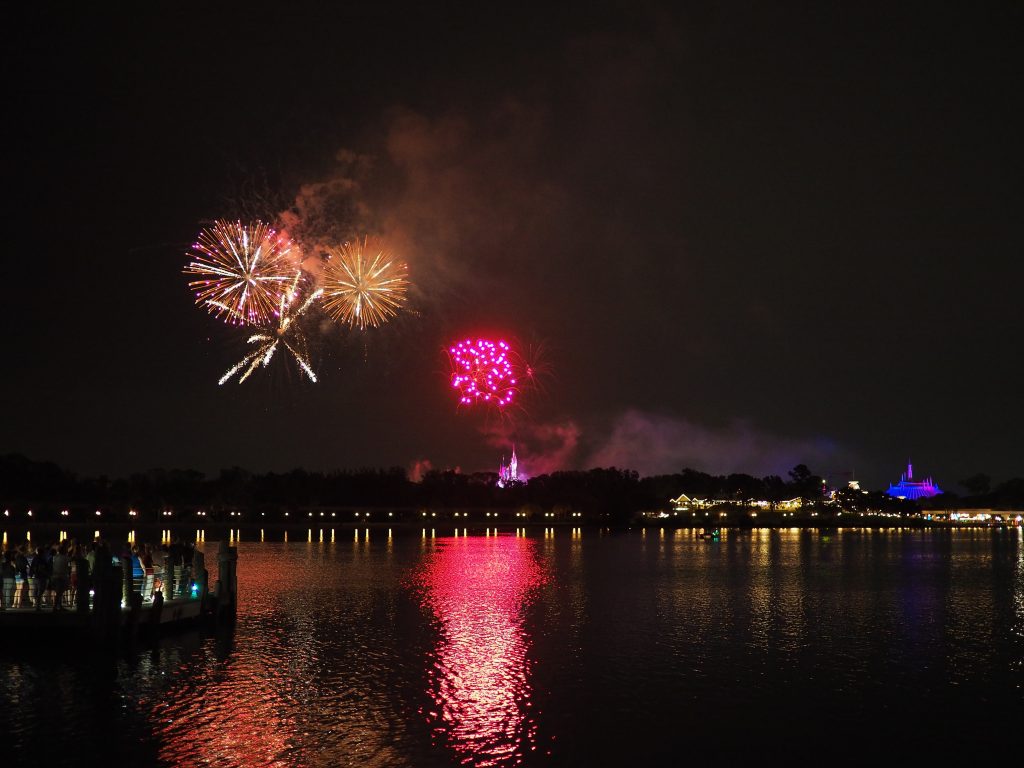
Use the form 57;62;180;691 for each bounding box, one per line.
958;473;991;496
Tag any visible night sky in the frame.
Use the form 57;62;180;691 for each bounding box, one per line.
5;2;1021;490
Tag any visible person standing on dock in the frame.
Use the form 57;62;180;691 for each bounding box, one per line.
15;546;28;607
72;545;90;611
182;542;195;597
92;539;111;609
29;546;50;610
85;542;96;579
1;552;15;609
51;545;70;611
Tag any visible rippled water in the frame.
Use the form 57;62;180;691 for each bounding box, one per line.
2;527;1022;765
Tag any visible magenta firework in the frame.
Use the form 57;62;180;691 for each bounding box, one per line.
448;338;518;408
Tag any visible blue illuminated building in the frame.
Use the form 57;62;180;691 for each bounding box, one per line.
886;462;942;500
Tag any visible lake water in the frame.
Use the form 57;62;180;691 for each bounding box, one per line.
2;527;1022;765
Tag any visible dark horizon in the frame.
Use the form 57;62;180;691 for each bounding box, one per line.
2;450;1020;504
5;2;1022;490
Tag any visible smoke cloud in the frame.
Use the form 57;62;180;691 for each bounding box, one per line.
479;409;850;480
480;419;582;479
271;99;568;318
407;458;433;483
584;409;850;478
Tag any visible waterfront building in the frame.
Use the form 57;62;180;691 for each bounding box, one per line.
671;494;803;511
670;493;692;510
886;461;942;500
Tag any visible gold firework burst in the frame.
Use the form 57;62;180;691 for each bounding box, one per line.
219;275;323;385
321;236;409;330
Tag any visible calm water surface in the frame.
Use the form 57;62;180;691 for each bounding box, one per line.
2;528;1022;766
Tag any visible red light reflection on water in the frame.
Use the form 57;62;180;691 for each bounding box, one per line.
148;552;299;767
417;535;546;767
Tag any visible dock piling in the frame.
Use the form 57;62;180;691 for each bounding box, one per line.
216;540;237;622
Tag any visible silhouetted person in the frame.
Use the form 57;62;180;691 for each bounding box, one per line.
93;540;111;614
0;552;15;609
29;545;50;610
15;546;28;607
73;545;91;611
51;544;69;611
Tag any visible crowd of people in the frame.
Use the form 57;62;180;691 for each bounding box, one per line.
0;537;201;611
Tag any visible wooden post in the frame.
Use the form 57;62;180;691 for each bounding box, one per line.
93;562;124;647
126;591;142;644
147;589;163;638
216;540;237;622
165;557;176;601
122;554;132;607
75;563;90;613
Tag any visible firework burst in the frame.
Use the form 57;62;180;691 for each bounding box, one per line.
219;275;323;385
321;236;409;330
448;338;518;408
185;219;299;326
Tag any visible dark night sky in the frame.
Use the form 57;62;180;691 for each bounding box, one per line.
4;1;1021;490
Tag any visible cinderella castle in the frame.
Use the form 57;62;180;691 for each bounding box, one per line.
497;446;519;488
886;461;942;500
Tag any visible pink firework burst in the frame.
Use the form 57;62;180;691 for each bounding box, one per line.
448;338;518;408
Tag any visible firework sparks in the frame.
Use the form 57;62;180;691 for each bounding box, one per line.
448;338;518;408
185;219;298;326
219;276;323;385
321;236;409;329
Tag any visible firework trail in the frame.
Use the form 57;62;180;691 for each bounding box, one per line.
447;338;518;408
219;274;323;385
506;337;546;387
185;219;298;326
321;236;409;329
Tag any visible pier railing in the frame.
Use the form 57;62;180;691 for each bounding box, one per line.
1;564;199;611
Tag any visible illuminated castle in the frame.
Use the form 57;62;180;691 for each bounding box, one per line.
497;446;518;488
886;461;942;500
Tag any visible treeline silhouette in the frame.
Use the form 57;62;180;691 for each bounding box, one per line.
2;454;1021;521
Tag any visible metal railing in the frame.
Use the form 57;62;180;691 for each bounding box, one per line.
0;564;199;611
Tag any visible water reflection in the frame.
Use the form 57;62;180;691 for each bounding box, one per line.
148;546;298;767
136;538;417;767
417;534;546;767
1010;529;1023;679
2;529;1019;765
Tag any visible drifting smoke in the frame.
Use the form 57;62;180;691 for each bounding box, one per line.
408;458;433;483
585;410;850;477
481;420;582;478
481;409;850;479
377;105;566;299
264;24;677;327
276;150;372;260
267;101;567;317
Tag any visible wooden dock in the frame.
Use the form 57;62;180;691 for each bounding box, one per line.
0;541;237;642
0;595;204;629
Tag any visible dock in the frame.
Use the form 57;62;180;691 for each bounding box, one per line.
0;540;237;642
